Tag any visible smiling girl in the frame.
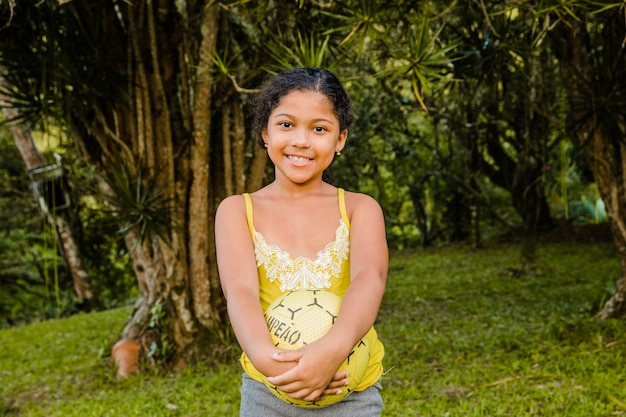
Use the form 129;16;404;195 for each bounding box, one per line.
215;68;387;416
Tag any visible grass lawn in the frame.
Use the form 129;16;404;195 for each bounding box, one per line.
2;241;626;416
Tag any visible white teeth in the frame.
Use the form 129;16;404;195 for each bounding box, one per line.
288;155;310;162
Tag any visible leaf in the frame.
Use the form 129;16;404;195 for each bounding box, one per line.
263;30;336;72
98;162;175;250
383;16;460;111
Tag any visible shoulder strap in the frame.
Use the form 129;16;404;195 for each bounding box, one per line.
242;193;255;236
338;188;350;229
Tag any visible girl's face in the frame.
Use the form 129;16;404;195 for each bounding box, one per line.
262;90;347;187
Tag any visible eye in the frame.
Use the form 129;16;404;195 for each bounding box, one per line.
279;121;292;128
313;126;327;133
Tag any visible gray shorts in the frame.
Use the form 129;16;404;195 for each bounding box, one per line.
240;373;383;417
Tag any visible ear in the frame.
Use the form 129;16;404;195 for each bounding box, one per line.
261;129;269;145
335;129;348;154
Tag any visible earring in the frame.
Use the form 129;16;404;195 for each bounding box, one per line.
264;142;268;148
336;151;341;156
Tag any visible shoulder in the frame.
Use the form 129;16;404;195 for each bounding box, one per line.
215;194;247;221
217;194;246;210
343;190;384;219
343;190;383;210
215;194;252;241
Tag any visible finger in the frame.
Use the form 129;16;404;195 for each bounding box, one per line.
271;350;303;363
273;379;322;401
323;387;344;396
279;385;317;400
325;378;349;390
267;367;299;386
332;371;349;381
302;389;325;402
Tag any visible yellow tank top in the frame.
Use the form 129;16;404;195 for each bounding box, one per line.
240;188;384;392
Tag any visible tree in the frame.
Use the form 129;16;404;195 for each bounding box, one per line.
0;124;63;325
439;2;562;262
2;101;94;310
548;2;626;318
0;0;271;368
327;2;560;255
0;0;372;370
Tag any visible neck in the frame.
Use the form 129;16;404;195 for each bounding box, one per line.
268;177;332;198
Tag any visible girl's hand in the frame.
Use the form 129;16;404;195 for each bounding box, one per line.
267;343;349;401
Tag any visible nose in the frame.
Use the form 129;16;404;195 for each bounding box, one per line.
290;128;311;148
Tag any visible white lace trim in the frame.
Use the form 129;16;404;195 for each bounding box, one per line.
253;219;350;292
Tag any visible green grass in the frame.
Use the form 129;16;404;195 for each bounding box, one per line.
2;241;626;416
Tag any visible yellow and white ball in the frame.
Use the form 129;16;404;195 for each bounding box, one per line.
263;289;370;408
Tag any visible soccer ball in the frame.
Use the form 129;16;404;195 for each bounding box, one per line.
262;289;370;408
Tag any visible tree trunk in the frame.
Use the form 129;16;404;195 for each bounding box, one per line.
95;2;227;370
49;1;269;372
469;197;481;249
582;125;626;320
1;99;94;310
409;181;437;247
552;10;626;319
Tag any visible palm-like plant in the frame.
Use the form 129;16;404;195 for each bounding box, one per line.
99;163;174;251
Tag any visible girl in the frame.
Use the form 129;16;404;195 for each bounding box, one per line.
215;67;387;416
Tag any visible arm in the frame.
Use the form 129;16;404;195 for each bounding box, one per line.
330;192;388;349
215;195;295;377
268;193;388;400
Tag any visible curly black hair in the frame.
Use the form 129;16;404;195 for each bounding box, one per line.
249;68;354;148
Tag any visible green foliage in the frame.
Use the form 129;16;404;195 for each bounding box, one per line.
2;0;613;256
0;0;623;370
264;32;335;71
0;0;122;128
0;226;73;326
77;205;137;309
99;163;174;251
385;16;459;109
1;241;624;416
0;126;76;326
52;141;137;310
0;124;135;324
321;0;390;60
145;299;175;365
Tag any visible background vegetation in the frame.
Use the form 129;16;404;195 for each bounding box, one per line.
0;2;625;411
0;129;136;327
0;0;614;327
1;240;623;416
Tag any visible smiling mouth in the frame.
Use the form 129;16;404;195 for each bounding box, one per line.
287;155;312;163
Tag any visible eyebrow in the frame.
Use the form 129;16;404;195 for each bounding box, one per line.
272;113;337;125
